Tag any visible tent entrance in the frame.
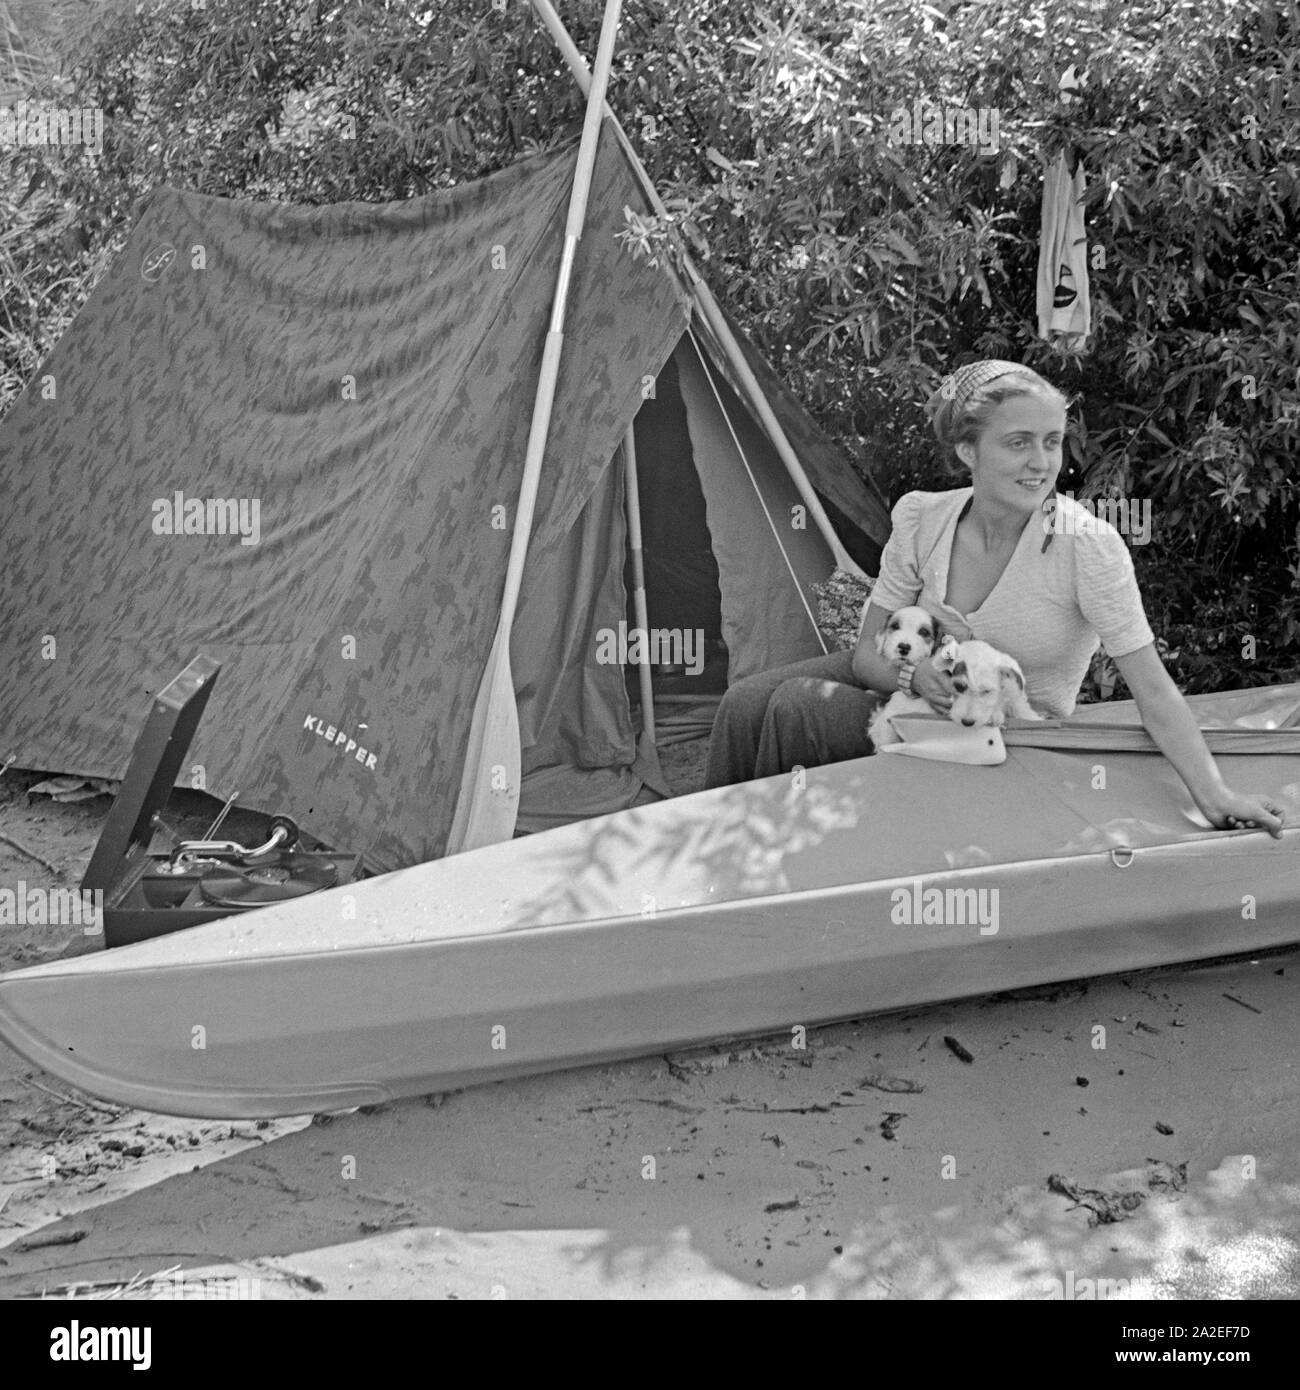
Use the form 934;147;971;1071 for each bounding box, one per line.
624;349;728;699
514;324;842;833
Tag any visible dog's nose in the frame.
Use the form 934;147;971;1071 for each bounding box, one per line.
961;718;975;727
897;642;910;655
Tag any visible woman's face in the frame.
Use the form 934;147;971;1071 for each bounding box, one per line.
957;393;1066;516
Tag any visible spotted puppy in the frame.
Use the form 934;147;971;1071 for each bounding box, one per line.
874;604;941;669
947;640;1042;729
868;606;948;749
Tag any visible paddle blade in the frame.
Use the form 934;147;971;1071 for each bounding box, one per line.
446;631;522;854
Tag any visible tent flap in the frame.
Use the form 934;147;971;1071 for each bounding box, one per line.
676;334;831;682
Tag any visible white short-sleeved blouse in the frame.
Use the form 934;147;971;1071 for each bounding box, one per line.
868;488;1155;717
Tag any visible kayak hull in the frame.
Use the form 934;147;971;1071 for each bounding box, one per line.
1;832;1298;1118
3;683;1300;1118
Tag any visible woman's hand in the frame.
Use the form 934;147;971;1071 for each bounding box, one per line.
912;655;954;713
1196;787;1286;839
1113;647;1287;842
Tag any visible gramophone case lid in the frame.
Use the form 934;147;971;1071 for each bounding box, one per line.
81;655;222;896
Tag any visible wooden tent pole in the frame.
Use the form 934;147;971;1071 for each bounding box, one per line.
448;0;624;854
530;0;865;579
622;423;656;744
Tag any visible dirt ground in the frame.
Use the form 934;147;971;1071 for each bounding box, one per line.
2;746;1300;1300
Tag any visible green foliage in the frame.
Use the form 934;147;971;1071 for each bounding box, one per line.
4;0;1300;695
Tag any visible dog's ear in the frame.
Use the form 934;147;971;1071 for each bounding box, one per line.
873;625;887;656
998;660;1026;693
998;658;1040;719
936;637;960;673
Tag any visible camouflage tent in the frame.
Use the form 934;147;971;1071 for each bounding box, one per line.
0;126;887;871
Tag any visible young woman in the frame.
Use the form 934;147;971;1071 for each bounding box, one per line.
704;358;1284;837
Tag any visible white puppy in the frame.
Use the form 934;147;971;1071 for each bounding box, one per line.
947;640;1041;728
870;633;1039;748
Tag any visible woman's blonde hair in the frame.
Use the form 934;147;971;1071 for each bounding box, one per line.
926;360;1070;474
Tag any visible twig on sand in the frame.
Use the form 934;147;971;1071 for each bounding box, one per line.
13;1256;328;1295
11;1227;88;1253
630;1097;705;1114
253;1260;326;1293
1222;992;1263;1015
730;1100;863;1115
943;1035;975;1064
0;830;60;875
23;1259;324;1299
37;1265;183;1300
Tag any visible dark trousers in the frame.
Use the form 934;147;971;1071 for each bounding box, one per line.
703;649;881;788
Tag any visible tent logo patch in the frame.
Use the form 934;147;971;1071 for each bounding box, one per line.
303;716;378;771
141;243;177;282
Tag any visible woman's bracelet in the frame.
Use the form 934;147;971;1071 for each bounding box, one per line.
897;659;918;697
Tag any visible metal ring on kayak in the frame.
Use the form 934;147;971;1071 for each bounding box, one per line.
1110;846;1135;869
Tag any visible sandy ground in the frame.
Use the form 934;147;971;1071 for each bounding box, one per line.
2;746;1300;1300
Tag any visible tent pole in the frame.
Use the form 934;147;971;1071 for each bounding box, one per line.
448;0;624;854
621;424;656;744
530;0;866;580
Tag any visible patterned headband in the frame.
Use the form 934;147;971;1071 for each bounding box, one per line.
942;359;1036;419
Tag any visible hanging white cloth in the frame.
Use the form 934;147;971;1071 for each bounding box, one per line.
1037;150;1091;349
